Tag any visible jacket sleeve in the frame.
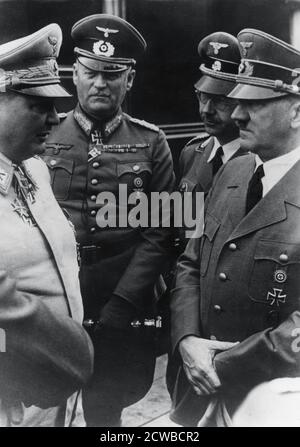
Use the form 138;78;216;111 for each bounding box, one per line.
170;235;202;352
113;130;176;309
0;270;94;408
214;310;300;394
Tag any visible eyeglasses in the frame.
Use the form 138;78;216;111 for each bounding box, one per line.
195;91;236;111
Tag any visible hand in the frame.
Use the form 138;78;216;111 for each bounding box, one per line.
179;336;238;396
97;295;136;331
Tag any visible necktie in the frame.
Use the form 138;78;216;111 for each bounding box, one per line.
245;164;265;214
211;146;224;175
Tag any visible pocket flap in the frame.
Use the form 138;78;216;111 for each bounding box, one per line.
44;156;74;174
117;161;152;177
179;178;197;193
254;239;300;264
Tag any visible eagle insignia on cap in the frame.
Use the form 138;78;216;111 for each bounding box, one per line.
96;26;119;38
48;36;58;55
239;60;254;76
212;60;222;72
93;40;115;57
240;41;253;57
209;42;228;55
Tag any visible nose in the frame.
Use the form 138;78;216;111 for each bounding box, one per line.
46;105;59;126
93;73;107;89
201;98;215;115
231;102;248;121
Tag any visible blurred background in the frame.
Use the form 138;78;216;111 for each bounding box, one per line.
0;0;298;172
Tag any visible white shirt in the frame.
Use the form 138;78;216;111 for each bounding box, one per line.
254;145;300;197
206;136;240;164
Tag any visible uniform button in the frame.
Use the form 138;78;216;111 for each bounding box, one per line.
210;335;217;340
50;159;57;166
229;243;237;251
92;162;100;169
90;210;96;216
279;253;288;263
91;178;98;185
133;164;140;172
90;195;97;201
90;227;96;233
214;305;222;314
219;272;227;281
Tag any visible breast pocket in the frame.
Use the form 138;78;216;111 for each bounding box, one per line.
248;239;300;312
117;161;152;192
200;215;220;277
44;156;74;201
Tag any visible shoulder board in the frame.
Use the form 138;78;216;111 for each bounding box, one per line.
58;112;67;121
129;116;159;132
185;133;209;147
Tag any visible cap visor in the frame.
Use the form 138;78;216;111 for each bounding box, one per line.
12;84;72;98
228;83;287;100
195;75;236;96
78;56;128;73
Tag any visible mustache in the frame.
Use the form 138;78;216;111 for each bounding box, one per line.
234;119;248;130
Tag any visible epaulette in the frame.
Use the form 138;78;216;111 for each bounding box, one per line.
58;112;67;121
129;116;159;132
185;133;209;147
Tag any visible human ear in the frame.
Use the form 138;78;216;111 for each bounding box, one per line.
126;69;136;91
72;62;78;87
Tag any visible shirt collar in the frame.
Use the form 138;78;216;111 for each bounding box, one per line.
207;136;240;163
255;145;300;171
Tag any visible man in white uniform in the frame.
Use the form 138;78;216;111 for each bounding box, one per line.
0;24;93;427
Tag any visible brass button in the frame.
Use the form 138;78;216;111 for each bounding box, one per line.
210;335;217;340
214;305;222;314
91;178;98;185
90;195;97;201
229;243;237;251
279;253;288;263
90;210;96;217
133;165;140;172
219;272;227;281
50;160;57;166
90;227;96;233
92;162;100;169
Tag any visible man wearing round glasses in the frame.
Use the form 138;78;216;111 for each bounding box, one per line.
177;32;246;249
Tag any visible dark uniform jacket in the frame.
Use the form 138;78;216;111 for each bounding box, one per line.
177;135;246;249
44;105;175;318
170;153;300;426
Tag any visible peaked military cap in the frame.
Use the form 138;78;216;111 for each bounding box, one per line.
71;14;147;73
0;24;70;97
229;29;300;100
195;32;240;95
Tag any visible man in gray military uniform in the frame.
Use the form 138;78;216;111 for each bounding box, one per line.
170;29;300;426
177;32;245;248
44;14;175;426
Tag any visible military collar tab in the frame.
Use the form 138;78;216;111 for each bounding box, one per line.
73;105;93;136
73;104;123;137
103;110;123;137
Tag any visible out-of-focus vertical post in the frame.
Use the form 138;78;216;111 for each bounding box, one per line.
103;0;126;18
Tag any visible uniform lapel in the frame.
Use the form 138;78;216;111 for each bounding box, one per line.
227;159;300;241
196;137;214;191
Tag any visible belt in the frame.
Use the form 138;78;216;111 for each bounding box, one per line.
79;239;135;264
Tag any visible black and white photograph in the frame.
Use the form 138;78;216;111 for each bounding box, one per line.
0;0;300;431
